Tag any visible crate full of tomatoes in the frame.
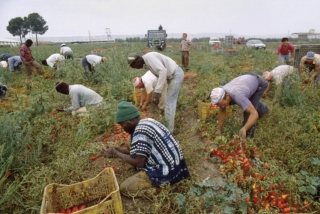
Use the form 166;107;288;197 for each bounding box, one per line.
197;100;232;120
40;167;123;214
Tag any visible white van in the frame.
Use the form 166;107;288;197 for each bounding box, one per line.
209;38;221;45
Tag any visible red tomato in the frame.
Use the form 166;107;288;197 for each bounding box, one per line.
277;201;284;209
91;156;97;161
282;208;291;213
253;195;259;204
65;209;71;214
79;205;86;210
71;206;79;213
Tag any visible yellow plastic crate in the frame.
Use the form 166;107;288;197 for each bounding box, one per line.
197;100;232;120
132;87;142;106
40;167;123;214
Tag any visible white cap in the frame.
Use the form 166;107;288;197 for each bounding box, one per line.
61;44;66;47
132;77;141;88
210;87;225;104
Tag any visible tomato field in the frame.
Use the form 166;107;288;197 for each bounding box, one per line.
1;40;320;213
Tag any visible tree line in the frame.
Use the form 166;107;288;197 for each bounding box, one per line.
6;13;48;46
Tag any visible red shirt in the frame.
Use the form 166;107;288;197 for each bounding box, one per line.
277;42;294;55
20;44;32;61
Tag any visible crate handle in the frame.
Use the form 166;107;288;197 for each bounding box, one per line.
98;187;119;205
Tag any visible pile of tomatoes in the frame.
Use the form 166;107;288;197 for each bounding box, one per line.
209;138;312;213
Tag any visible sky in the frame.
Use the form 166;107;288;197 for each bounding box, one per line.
1;0;320;40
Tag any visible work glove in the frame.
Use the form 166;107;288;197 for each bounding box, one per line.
152;92;161;105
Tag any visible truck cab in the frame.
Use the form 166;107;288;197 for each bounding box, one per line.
145;30;167;51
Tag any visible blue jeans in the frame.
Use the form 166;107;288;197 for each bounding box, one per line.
279;54;290;65
165;67;184;133
243;75;269;137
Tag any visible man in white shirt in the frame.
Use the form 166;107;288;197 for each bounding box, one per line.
60;44;73;60
262;65;295;102
55;81;103;113
82;55;107;78
132;70;167;112
42;54;65;69
127;52;184;133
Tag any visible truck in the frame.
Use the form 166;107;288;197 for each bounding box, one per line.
145;29;167;51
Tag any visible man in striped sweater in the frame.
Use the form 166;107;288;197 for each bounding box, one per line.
101;101;190;197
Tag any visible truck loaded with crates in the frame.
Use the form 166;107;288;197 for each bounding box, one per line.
145;29;167;51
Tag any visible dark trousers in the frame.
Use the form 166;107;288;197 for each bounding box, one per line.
82;57;93;78
181;51;189;67
243;74;269;137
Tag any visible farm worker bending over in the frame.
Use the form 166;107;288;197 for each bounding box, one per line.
81;54;107;78
127;52;184;133
7;56;22;72
101;101;190;197
299;51;320;84
0;82;8;100
42;54;65;69
180;33;193;70
19;39;42;76
210;74;269;139
277;37;295;65
60;44;73;60
262;65;295;103
132;70;167;113
55;81;103;113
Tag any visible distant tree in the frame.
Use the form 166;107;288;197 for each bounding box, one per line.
27;13;48;46
6;17;29;44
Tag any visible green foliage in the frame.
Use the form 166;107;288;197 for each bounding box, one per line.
6;13;48;45
6;17;29;43
296;170;320;196
27;13;48;35
175;181;250;214
278;73;307;107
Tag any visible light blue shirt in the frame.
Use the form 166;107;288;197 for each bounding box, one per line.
64;84;103;112
223;74;259;111
8;56;22;72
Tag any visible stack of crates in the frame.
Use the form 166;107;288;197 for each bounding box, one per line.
225;35;234;48
293;45;320;68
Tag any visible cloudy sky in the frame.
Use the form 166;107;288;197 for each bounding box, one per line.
1;0;319;40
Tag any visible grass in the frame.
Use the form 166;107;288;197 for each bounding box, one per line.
1;41;320;213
